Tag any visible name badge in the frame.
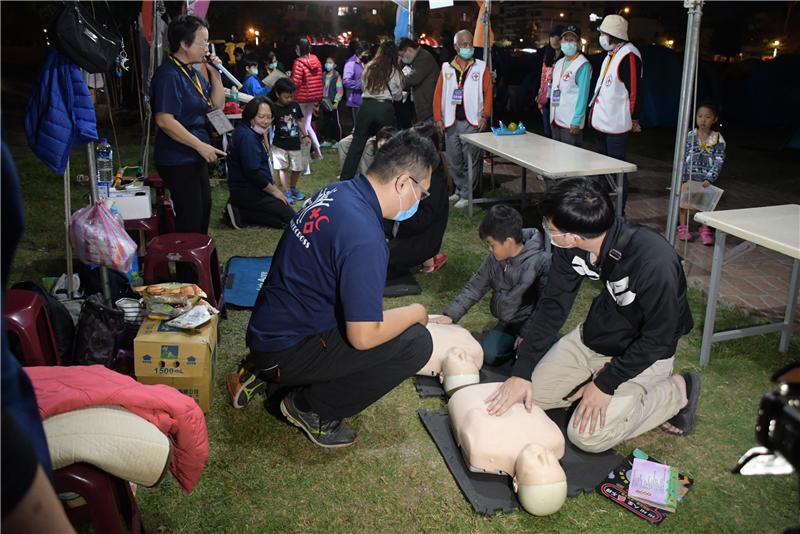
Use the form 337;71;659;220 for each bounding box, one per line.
451;88;464;105
206;108;234;135
551;89;561;107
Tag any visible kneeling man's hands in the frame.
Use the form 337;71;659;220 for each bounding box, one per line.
568;381;611;435
484;377;532;416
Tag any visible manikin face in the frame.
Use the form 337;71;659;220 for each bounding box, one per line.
514;443;568;516
251;103;273;130
182;26;210;64
485;236;520;261
696;106;717;131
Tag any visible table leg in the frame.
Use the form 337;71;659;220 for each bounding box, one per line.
700;229;727;367
467;150;474;217
521;167;527;211
616;172;623;217
779;258;800;352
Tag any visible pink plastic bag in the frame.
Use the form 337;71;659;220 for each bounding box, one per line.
70;202;138;273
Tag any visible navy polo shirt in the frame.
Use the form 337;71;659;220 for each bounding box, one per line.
247;175;388;352
151;59;212;166
227;122;272;193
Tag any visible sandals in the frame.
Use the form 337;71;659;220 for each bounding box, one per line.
420;253;448;273
662;372;701;436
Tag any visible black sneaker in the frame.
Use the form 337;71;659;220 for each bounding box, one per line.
225;203;243;229
226;360;267;409
279;390;357;448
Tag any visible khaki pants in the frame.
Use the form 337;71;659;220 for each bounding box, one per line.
531;326;683;453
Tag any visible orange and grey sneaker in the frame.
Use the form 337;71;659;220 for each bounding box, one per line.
226;361;267;409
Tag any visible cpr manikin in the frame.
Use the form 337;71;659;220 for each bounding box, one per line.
418;316;483;395
448;383;568;516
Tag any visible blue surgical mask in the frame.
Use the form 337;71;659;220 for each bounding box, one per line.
401;57;413;65
249;68;259;77
325;63;334;71
394;186;420;221
268;62;277;70
560;42;578;56
457;47;474;60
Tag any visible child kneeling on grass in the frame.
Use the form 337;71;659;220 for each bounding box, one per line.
430;205;550;365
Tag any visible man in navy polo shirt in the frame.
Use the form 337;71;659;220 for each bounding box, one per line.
228;129;440;448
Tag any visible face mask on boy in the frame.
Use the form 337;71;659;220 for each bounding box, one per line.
325;63;334;71
268;62;277;70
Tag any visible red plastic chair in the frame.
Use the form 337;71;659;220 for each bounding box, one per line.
143;174;165;199
55;463;143;534
124;215;159;256
144;174;175;234
142;233;224;310
3;289;59;366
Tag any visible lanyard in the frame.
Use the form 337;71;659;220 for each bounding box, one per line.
556;57;575;91
453;59;474;89
170;56;212;107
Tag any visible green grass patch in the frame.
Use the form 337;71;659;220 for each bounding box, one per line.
6;140;799;533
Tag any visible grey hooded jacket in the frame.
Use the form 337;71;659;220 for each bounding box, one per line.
443;228;550;325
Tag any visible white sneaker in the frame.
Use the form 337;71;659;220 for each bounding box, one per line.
448;193;460;202
454;198;469;209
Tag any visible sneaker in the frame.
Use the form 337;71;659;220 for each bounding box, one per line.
225;203;242;230
291;187;306;201
280;390;357;448
699;225;715;246
676;224;692;242
454;198;469;209
226;361;267;409
448;193;460;202
285;190;295;204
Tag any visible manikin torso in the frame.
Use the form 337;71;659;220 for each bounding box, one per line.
448;382;568;516
418;317;483;394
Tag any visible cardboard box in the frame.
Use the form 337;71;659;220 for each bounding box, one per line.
134;315;218;412
110;185;152;220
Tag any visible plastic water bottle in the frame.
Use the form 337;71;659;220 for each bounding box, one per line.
230;85;239;103
96;138;114;184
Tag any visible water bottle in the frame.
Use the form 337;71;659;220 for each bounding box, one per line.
96;138;114;196
230;85;239;103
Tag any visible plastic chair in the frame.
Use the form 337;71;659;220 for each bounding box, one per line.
142;233;224;310
143;174;165;198
3;289;59;366
124;215;159;256
144;174;175;234
55;463;143;534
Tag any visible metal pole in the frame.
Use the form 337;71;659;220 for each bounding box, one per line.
142;0;161;176
666;0;703;244
86;142;113;304
408;0;414;39
63;161;75;297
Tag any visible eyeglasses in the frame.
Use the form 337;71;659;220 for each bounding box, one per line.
407;175;430;200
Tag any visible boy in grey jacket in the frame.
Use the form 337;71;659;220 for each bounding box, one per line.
431;205;550;365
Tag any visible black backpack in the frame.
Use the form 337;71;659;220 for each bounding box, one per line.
51;1;122;73
10;281;76;365
70;293;127;366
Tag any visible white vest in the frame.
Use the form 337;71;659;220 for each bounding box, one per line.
549;54;590;129
590;42;642;134
440;59;486;127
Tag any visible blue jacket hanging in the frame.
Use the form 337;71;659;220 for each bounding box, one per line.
25;48;98;174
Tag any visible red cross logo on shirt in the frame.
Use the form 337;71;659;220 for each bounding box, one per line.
471;72;480;81
302;207;330;234
564;72;572;81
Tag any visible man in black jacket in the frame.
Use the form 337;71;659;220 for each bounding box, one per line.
485;178;700;453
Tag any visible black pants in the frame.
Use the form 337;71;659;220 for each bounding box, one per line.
156;161;211;234
594;131;629;215
249;324;432;419
319;107;342;143
229;190;294;229
340;99;396;180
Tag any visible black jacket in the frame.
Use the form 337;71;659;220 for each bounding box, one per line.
513;218;693;394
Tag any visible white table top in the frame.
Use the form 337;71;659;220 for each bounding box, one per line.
695;204;800;260
459;132;637;178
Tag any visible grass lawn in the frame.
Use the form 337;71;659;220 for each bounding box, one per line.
6;136;799;533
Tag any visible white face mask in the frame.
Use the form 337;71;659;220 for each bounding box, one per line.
599;34;615;51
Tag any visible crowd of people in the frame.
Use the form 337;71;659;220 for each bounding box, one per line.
147;13;715;453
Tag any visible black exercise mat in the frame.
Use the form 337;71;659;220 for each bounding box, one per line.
414;359;514;397
384;272;421;298
418;408;624;516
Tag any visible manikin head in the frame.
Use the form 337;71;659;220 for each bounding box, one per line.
513;443;568;516
440;347;480;396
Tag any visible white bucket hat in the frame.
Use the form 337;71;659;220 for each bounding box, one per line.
597;14;629;41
